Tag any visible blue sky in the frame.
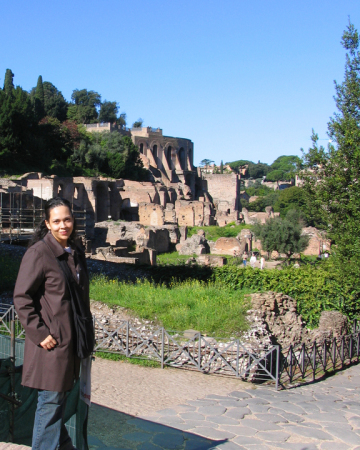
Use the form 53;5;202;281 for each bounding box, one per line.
1;0;359;166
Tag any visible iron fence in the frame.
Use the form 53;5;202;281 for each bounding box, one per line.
1;304;360;390
279;331;360;386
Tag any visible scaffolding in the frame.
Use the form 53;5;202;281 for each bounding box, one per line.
0;192;87;244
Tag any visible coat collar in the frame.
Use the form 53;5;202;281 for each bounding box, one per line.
43;232;72;258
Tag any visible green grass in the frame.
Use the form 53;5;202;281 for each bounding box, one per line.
95;351;161;367
187;222;253;242
156;252;195;265
90;275;250;337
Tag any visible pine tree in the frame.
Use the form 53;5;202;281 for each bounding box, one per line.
3;69;14;95
34;75;45;120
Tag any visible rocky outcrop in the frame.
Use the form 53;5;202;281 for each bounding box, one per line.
246;292;350;349
176;233;209;255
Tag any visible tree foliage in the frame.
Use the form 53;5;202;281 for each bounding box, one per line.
253;213;309;261
302;21;360;262
3;69;14;95
67;89;101;123
99;100;118;123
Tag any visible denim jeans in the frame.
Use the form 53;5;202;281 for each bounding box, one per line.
32;390;75;450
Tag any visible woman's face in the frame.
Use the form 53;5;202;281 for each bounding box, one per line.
45;205;74;248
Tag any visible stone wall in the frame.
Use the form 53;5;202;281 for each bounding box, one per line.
201;174;240;213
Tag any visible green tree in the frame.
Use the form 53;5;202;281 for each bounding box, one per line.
3;69;14;95
302;21;360;262
220;160;224;174
67;89;101;123
34;75;45;121
99;101;118;123
273;186;307;218
253;214;309;262
43;82;68;121
199;159;214;173
132;118;143;128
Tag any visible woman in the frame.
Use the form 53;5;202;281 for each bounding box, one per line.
13;197;90;450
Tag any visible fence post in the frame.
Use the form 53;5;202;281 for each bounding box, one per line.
301;343;305;378
161;328;164;370
10;320;16;442
236;340;239;378
289;346;293;383
332;338;336;370
275;345;279;391
126;321;129;358
312;341;316;381
198;333;201;370
349;335;353;361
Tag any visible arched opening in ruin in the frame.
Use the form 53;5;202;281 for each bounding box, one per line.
152;145;158;161
227;209;230;214
245;243;249;252
57;184;64;196
166;146;172;169
74;187;79;200
179;148;185;170
96;183;108;222
185;173;192;186
139;143;143;154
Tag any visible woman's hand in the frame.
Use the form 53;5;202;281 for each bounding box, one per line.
40;335;57;350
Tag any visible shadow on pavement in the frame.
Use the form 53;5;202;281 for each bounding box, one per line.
88;402;225;450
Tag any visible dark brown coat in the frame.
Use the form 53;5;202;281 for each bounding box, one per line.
13;232;89;392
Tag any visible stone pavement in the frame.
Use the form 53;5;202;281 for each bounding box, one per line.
86;362;360;450
1;362;359;450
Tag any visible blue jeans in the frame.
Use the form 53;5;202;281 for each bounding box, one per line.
32;390;75;450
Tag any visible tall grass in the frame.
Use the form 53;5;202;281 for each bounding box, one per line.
90;275;250;337
187;222;252;241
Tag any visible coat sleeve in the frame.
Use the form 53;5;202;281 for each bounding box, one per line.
13;246;51;345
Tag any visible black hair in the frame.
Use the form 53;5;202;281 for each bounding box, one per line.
28;197;77;248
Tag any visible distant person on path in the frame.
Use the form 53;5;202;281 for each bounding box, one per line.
14;197;91;450
243;251;248;267
250;253;257;268
260;256;265;270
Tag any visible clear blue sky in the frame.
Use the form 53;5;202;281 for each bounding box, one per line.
1;0;359;166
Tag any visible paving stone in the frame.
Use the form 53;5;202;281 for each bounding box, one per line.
232;435;271;447
152;432;184;449
324;426;360;445
224;408;250;420
216;400;244;408
237;419;281;431
218;425;257;436
156;416;185;426
155;408;178;416
274;443;318;450
126;418;169;433
122;432;152;442
245;404;270;413
138;443;163;450
283;425;333;440
185;438;216;450
255;430;291;442
253;413;288;423
319;443;351;450
245;398;270;405
198;406;227;416
292;401;320;413
305;412;348;423
278;412;305;423
188;427;235;440
273;402;306;415
204;415;239;425
172;405;197;413
206;394;233;400
180;413;205;421
208;441;245;450
181;420;214;430
88;435;104;446
228;391;253;400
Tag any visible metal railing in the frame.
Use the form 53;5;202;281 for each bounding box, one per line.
2;305;360;390
279;331;360;386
